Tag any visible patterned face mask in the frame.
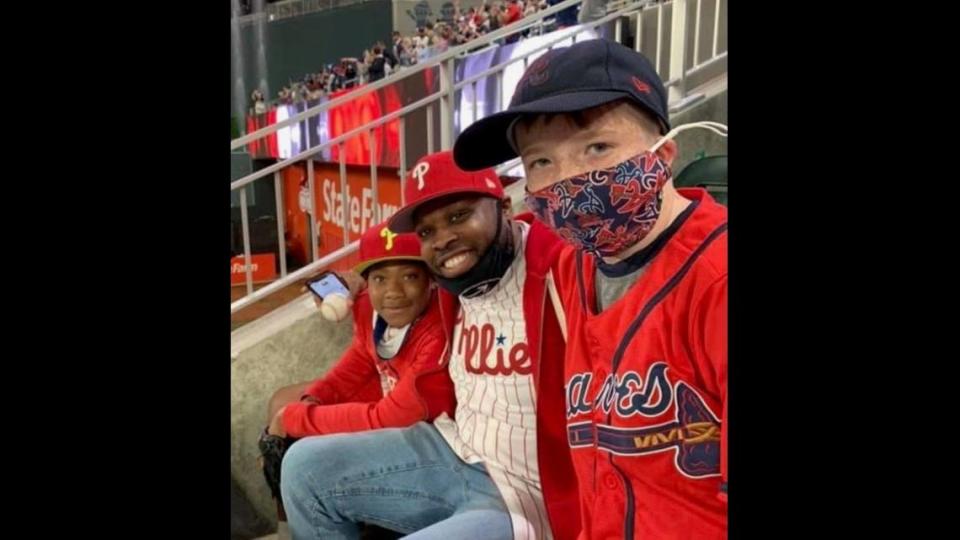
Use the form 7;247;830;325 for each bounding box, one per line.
524;122;727;258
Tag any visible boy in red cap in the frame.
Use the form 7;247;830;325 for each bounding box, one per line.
281;151;579;540
260;222;457;533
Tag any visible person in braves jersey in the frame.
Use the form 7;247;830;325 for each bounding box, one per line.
280;151;580;540
454;39;728;539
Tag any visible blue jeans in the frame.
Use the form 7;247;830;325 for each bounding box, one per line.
280;422;513;540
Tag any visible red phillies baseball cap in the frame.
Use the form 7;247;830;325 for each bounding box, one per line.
353;222;425;276
388;150;504;233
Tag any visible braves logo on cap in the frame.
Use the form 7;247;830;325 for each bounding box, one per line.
512;53;553;105
631;76;652;95
380;227;398;250
412;162;430;190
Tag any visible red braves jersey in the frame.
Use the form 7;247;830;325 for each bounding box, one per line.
556;189;727;539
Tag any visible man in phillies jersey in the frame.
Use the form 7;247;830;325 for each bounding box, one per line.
280;151;579;539
454;39;728;539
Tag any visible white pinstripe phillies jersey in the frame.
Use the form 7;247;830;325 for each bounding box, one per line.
434;221;551;540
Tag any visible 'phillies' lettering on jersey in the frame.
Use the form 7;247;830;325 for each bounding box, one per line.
455;313;533;376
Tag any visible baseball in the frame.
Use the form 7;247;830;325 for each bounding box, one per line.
319;293;350;322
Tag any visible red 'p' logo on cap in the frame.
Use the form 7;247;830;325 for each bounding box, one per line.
412;162;430;190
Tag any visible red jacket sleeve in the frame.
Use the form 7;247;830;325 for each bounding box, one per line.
300;317;382;406
283;324;453;438
401;331;455;422
693;275;727;503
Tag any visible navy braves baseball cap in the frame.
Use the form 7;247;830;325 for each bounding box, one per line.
453;39;670;171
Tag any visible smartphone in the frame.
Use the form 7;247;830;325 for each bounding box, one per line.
305;271;350;300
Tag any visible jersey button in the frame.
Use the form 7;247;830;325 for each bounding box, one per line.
603;473;619;489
